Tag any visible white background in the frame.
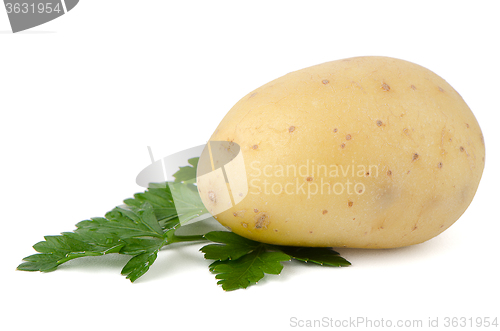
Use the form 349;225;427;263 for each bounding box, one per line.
1;1;499;330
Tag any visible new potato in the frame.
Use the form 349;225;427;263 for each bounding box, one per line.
197;56;485;248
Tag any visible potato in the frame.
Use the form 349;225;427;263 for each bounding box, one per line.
197;56;485;248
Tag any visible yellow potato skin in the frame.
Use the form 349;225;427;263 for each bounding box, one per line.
199;56;485;248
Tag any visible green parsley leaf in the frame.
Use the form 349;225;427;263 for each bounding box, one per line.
124;156;202;226
123;185;178;225
279;247;351;267
17;202;167;276
78;203;165;240
208;246;291;291
201;231;351;291
17;232;123;272
200;231;260;261
125;182;207;227
172;157;199;183
121;249;159;282
201;231;291;291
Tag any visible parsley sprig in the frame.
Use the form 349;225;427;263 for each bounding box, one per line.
18;157;350;290
201;231;350;291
